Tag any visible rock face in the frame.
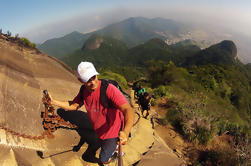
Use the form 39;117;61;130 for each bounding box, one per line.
82;36;104;50
0;36;81;148
219;40;237;59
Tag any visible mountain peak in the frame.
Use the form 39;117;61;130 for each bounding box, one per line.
185;40;238;66
147;38;167;47
82;34;104;50
219;40;237;59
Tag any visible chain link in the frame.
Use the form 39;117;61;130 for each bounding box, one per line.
0;90;140;141
0;90;78;141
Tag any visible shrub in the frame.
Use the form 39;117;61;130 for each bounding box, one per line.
7;30;11;37
195;149;238;166
153;85;169;98
150;98;156;106
20;37;36;48
164;99;216;144
99;71;128;90
166;106;184;131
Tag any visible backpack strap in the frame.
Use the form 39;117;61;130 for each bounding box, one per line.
100;79;111;108
79;85;86;106
78;80;112;108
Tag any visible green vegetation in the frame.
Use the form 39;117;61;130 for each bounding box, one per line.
61;34;200;82
62;35;128;68
38;31;90;58
20;37;36;48
146;60;250;165
185;40;237;66
99;66;144;82
99;71;128;90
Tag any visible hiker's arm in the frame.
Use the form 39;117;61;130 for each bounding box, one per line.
47;92;80;111
119;103;135;144
149;98;152;106
52;99;79;111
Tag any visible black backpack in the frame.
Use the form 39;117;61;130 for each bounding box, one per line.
79;79;131;108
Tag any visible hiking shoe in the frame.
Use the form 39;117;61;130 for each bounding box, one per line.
82;154;99;163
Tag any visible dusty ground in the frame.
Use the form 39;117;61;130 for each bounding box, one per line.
152;100;194;165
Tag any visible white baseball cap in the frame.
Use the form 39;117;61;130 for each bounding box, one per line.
77;62;99;83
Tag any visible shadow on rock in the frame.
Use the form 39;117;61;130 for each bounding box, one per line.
57;108;104;166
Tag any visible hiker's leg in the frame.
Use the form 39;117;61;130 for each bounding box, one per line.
82;139;102;162
142;105;148;117
99;137;119;163
145;110;150;119
141;109;144;116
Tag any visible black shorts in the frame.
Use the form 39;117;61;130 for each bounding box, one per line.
142;105;150;111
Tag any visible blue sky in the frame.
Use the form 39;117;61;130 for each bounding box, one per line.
1;0;251;43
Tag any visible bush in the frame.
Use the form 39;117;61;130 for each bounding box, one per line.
153;85;170;98
150;98;156;106
195;149;239;166
99;71;128;90
20;37;36;48
164;100;216;144
166;106;184;131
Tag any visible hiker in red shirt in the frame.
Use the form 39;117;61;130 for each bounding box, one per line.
46;62;135;165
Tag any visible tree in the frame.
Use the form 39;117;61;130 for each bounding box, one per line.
15;33;19;39
7;30;11;37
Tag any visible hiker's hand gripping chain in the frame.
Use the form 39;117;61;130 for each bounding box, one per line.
41;90;77;139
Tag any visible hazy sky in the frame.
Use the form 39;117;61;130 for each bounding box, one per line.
1;0;251;43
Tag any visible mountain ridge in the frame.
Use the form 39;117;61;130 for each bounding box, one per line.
37;17;192;59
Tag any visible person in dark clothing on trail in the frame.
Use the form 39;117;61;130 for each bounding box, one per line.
132;82;141;99
139;92;152;119
136;85;146;99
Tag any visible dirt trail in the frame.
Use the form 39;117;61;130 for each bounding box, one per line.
131;91;185;166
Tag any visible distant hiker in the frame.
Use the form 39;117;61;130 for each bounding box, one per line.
132;82;140;99
139;92;152;119
46;62;135;165
136;85;146;100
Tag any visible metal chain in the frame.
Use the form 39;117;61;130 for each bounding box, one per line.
40;90;78;139
0;89;139;141
0;90;78;141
